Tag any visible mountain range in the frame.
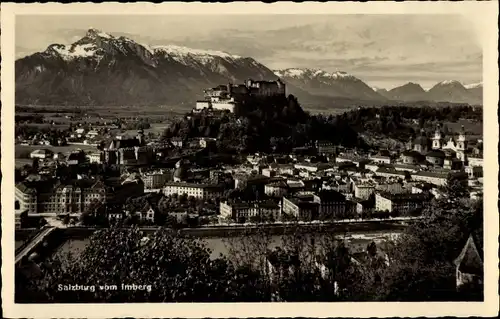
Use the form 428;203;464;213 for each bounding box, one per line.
15;29;483;108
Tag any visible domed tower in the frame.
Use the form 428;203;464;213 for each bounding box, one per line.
413;129;429;153
456;125;468;162
432;124;443;150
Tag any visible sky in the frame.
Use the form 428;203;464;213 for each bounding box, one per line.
16;14;482;90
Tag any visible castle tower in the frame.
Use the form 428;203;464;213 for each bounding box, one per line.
276;78;286;95
456;125;467;162
432;124;443;150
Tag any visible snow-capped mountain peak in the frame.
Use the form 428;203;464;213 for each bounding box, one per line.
86;28;113;39
437;80;463;86
464;82;483;89
152;44;240;59
273;68;356;81
46;42;101;61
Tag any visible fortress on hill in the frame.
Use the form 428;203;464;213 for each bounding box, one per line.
195;78;286;113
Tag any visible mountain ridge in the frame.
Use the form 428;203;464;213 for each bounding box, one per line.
15;28;482;108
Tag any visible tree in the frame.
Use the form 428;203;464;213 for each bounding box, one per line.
16;228;268;302
446;172;470;199
373;197;483;301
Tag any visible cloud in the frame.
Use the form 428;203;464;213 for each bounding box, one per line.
15;14;482;88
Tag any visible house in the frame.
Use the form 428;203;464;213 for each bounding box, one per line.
454;235;483;291
137;203;156;223
30;149;54;159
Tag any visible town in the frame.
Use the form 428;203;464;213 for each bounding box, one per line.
8;6;491;310
15;79;483;230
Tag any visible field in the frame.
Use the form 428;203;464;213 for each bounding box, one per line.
15;144;98;167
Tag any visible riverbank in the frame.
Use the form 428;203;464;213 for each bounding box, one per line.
16;218;411;240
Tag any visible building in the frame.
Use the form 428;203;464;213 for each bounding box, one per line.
425;150;446;167
30;149;53;159
468;154;483;168
264;180;289;197
220;200;280;222
375;192;429;214
15;177;143;215
282;195;320;220
67;150;87;166
375;182;406;194
87;152;104;164
315;140;336;156
142;169;173;190
411;170;449;186
354;182;375;200
369;150;392;164
375;167;407;179
136;203;156;223
199;137;217;149
464;166;483;179
15;209;28;229
294;162;332;173
104;134;151;166
400;150;423;165
453;235;483;291
15;178;107;215
163;182;224;199
196;79;286;112
412;129;431;154
313;190;346;219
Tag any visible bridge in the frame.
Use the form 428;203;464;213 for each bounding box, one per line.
15;226;57;265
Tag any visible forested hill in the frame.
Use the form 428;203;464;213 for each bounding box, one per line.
341;105;482;142
163;96;482;154
163;94;365;153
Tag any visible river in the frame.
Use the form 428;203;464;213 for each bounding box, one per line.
55;230;401;260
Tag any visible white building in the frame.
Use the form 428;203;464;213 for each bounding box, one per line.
30;149;53;159
87;152;103;164
163;182;223;199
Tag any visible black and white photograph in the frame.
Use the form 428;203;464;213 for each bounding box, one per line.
2;2;498;318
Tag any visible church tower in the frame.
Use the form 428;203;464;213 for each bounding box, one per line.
456;125;467;163
432;124;443;150
407;135;414;150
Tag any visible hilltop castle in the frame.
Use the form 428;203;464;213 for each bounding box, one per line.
195;78;286;113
